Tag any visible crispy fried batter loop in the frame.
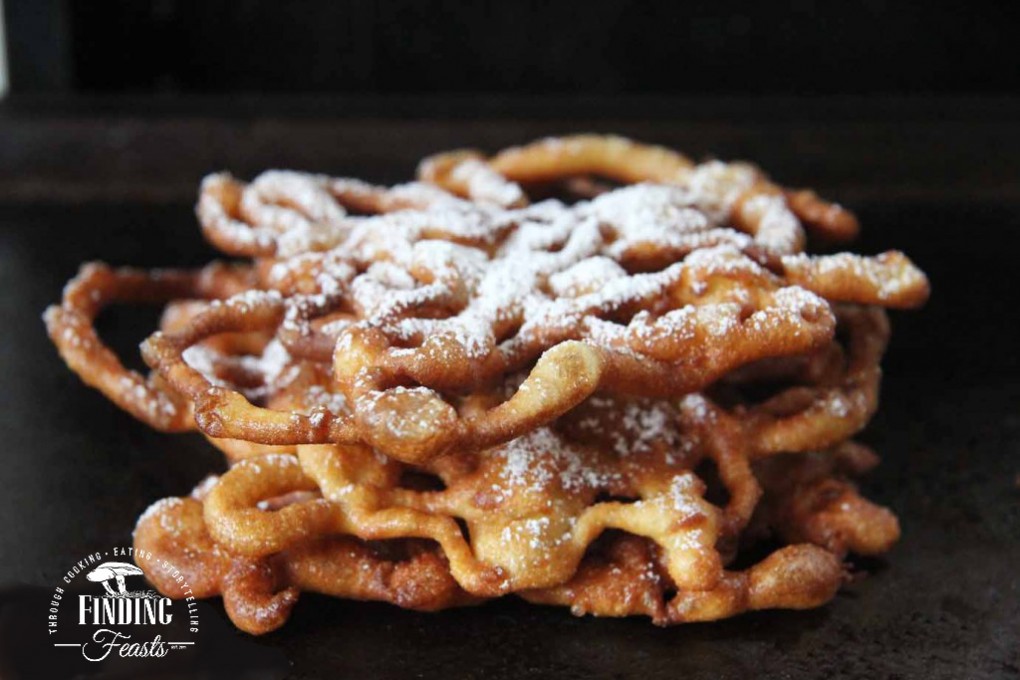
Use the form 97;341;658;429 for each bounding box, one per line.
45;135;927;634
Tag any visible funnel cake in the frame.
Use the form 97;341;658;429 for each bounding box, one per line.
45;135;928;634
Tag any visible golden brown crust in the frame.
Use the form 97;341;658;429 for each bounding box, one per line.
41;134;924;634
43;261;256;430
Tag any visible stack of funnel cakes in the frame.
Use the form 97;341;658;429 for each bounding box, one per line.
45;136;928;634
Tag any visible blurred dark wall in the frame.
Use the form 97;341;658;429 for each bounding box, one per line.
5;0;1020;95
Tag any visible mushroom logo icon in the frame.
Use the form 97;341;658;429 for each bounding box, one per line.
85;562;144;597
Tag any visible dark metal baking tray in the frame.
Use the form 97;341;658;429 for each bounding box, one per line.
1;98;1017;679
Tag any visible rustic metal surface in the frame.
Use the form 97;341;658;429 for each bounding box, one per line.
0;100;1017;678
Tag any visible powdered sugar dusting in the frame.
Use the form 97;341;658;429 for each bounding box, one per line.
496;428;619;495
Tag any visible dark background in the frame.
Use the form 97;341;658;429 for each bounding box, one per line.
5;0;1020;96
1;3;1018;679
